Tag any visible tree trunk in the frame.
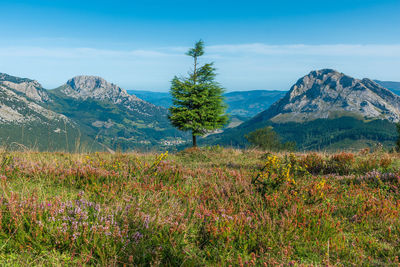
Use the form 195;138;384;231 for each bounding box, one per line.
192;134;197;147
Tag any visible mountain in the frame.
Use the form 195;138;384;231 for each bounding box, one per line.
224;90;286;117
0;73;100;151
127;90;171;109
205;69;400;150
375;80;400;96
254;69;400;123
48;76;186;150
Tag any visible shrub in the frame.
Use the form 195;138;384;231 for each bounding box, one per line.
252;154;309;194
327;152;355;175
301;152;326;175
245;127;296;152
356;154;380;173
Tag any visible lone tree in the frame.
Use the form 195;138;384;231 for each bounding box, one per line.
168;40;228;147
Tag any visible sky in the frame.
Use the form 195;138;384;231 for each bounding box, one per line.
0;0;400;92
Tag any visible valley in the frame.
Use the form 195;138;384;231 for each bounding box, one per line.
1;70;400;151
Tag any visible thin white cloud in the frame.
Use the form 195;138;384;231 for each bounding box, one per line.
0;47;176;58
0;43;400;90
1;43;400;59
207;43;400;57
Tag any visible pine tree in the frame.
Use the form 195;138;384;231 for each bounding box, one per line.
168;40;228;147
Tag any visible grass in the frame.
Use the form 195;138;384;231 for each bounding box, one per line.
0;147;400;265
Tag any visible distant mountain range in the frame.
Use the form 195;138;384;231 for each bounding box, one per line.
129;82;400;121
374;80;400;96
204;69;400;150
127;89;286;119
127;90;171;110
1;70;399;151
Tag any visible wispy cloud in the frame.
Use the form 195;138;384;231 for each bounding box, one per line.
0;47;178;58
207;43;400;57
1;43;400;59
0;43;399;91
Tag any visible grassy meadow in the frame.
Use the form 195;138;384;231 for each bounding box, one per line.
0;147;400;265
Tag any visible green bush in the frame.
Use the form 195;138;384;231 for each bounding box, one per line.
245;126;295;151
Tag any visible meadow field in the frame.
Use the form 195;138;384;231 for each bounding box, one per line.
0;147;399;266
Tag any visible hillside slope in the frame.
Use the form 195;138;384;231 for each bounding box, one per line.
0;73;101;151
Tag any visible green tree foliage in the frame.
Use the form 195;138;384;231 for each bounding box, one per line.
245;126;296;151
168;40;228;147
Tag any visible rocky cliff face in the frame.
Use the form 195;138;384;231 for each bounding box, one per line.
0;73;50;102
0;73;64;123
63;76;139;102
257;69;400;123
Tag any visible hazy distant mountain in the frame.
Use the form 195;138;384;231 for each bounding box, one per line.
127;89;286;129
127;90;171;109
375;80;400;96
128;89;286;118
205;69;400;150
224;90;286;117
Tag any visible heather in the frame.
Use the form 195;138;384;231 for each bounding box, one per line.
0;148;400;265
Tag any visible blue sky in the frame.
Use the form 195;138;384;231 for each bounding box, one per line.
0;0;400;91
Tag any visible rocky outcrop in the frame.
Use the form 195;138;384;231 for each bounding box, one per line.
0;73;49;102
0;88;66;123
63;76;140;103
0;73;66;123
57;75;162;116
256;69;400;123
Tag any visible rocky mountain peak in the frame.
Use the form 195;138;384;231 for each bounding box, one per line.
289;69;357;100
62;75;140;103
256;69;400;123
67;75;113;92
